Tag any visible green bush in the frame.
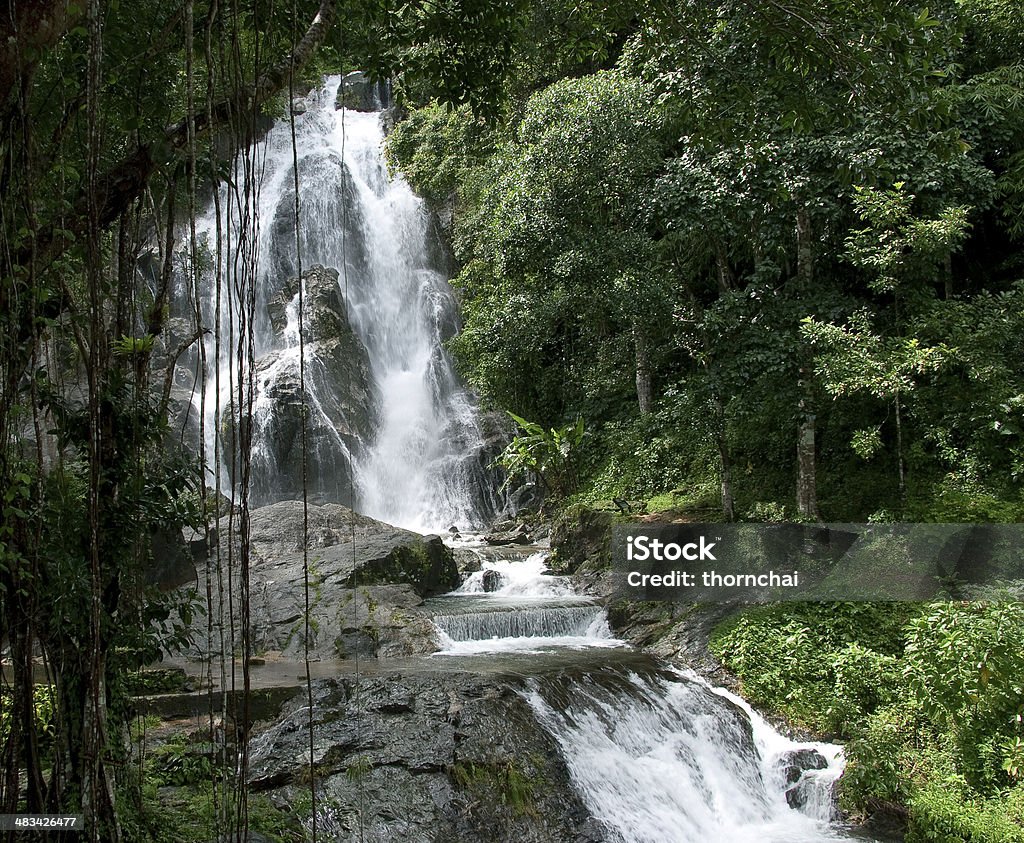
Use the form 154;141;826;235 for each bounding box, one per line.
147;735;216;787
841;701;926;806
713;601;1024;838
905;602;1024;793
710;603;914;733
909;780;1024;843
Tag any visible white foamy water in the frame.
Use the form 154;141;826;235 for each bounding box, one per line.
432;550;623;655
188;76;495;531
430;549;855;840
526;667;851;843
455;551;575;597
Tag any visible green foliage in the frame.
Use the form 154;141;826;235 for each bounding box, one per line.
146;735;216;788
120;777;303;843
803;310;953;402
0;684;57;758
841;700;928;805
716;601;1024;837
908;779;1024;843
710;603;913;733
904;602;1024;791
844;183;971;294
123;668;190;696
495;412;584;499
450;70;671;421
385;103;492;205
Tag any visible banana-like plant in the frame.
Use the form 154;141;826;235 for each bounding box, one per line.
495;412;584;499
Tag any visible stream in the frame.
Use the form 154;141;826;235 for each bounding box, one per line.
427;541;873;843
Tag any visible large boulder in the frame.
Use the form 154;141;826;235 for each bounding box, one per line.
189;500;458;660
335;71;386;112
248;671;611;842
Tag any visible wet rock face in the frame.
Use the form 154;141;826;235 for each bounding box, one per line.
550;507;614;574
249;672;612;843
335;70;387;112
485;522;532;546
190;500;458;660
481;569;505;593
778;748;833;813
777;748;829;785
250;265;376;506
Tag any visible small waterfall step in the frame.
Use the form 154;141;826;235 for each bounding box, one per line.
433;603;605;642
429;549;623;655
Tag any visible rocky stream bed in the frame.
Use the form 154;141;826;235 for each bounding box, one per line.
136;503;877;843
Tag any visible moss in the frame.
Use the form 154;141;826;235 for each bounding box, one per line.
448;759;543;817
359;541;435;586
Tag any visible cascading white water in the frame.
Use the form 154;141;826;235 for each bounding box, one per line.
435;603;612;642
526;667;850;843
431;548;620;654
188;76;496;531
431;550;857;840
456;551;575;596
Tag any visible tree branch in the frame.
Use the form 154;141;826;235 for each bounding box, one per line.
0;0;81;107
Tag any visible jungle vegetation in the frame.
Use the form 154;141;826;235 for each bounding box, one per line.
384;0;1024;837
0;0;1021;840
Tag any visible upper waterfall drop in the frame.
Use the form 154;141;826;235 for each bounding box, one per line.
191;75;497;532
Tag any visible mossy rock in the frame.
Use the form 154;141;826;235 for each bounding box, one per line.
549;505;614;574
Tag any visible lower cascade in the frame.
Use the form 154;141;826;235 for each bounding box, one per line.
527;667;846;843
430;544;859;842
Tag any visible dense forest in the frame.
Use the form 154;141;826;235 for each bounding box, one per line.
382;2;1024;838
1;0;1022;840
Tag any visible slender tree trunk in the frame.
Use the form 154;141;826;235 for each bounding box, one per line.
796;206;815;286
795;207;820;519
633;318;653;415
712;396;735;521
681;274;736;520
895;393;906;497
796;409;819;519
714;242;733;293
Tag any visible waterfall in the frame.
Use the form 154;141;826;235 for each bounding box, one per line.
434;604;609;642
430;548;621;654
428;551;854;840
187;76;496;532
455;551;576;596
526;665;849;843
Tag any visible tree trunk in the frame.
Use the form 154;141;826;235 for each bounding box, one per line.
712;396;735;521
796;411;819;519
715;242;733;293
0;0;81;107
633;318;653;415
795;208;820;519
796;206;815;287
895;393;906;497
